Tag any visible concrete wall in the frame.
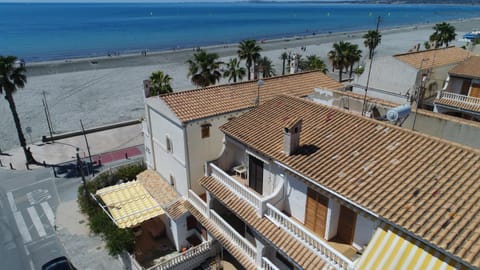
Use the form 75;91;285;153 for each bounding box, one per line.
284;173;307;223
352;57;417;104
352;214;378;251
186;111;246;195
325;199;341;240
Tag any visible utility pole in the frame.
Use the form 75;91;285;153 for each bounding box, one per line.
361;16;382;116
42;91;54;142
76;148;88;200
80;120;94;176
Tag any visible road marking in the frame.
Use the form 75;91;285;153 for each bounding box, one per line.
41;201;55;227
7;192;17;212
27;207;46;237
13;211;32;243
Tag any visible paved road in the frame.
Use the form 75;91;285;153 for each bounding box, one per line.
0;168;67;270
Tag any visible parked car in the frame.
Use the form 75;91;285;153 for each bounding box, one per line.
41;256;77;270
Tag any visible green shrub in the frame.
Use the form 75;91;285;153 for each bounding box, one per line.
114;164;146;181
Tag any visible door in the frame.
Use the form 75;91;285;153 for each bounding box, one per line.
304;188;328;238
337;205;357;244
248;156;264;194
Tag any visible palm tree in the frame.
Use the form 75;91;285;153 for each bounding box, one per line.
0;56;36;164
298;55;328;74
280;52;288;75
223;58;246;83
346;43;362;79
429;22;456;48
363;30;382;59
149;71;173;96
257;56;276;78
238;39;262;80
186;49;223;87
328;41;350;82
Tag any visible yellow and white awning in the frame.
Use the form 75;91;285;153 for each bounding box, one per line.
95;180;164;229
354;225;468;270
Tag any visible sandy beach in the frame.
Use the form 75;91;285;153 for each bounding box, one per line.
1;18;479;151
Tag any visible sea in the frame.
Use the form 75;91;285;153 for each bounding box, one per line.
1;2;480;62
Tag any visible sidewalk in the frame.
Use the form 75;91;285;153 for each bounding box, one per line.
0;123;144;171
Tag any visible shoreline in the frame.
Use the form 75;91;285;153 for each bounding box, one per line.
26;17;480;77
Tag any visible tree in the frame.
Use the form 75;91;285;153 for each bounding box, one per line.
280;52;288;75
328;41;350;82
223;58;246;83
149;71;172;96
0;56;36;164
424;41;432;50
363;30;382;60
346;43;362;78
238;40;262;80
257;56;276;78
429;22;456;48
186;49;223;87
298;55;328;74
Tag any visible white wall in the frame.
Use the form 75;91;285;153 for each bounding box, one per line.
284;173;307;223
186;111;246;195
353;214;378;251
325;199;341;240
142;120;154;169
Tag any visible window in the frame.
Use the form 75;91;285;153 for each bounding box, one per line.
201;123;211;138
187;215;198;230
166;136;172;152
169;174;175;187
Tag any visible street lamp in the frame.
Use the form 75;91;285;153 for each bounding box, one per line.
76;148;88;200
256;79;264;107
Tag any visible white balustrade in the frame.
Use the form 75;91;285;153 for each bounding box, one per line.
265;203;353;270
210;210;257;264
261;257;280;270
188;190;208;216
147;240;218;270
441;91;480;107
210;163;264;216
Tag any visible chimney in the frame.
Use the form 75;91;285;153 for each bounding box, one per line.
143;79;151;98
283;117;302;155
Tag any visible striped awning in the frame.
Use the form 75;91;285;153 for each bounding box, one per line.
96;180;164;229
354;225;468;270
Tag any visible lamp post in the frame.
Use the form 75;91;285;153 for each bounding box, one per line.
256;79;264;107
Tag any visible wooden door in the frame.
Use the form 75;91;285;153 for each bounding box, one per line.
337;205;356;244
248;156;263;194
469;84;480;98
305;188;328;238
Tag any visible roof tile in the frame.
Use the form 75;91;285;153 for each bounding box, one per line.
394;47;471;69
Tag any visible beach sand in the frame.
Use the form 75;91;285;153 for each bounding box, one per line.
1;18;479;151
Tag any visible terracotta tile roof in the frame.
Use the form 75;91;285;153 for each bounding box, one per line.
199;176;332;270
220;95;480;268
394;47;471;69
164;199;188;220
434;97;480;113
449;56;480;79
136;170;180;208
160;71;344;123
184;201;257;270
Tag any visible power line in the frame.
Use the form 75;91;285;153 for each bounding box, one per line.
361;16;382;116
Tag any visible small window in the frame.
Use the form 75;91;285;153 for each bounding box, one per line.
169;174;175;187
201;123;211;138
166;136;172;152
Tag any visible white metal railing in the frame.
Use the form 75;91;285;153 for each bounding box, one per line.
210;163;265;216
147;240;218;270
210;210;257;264
188;190;208;216
261;257;280;270
265;203;353;270
440;91;480;107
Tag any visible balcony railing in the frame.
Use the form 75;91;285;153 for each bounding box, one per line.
210;210;257;264
439;91;480;107
265;203;353;270
147;240;218;270
188;190;208;216
261;257;280;270
210;163;265;216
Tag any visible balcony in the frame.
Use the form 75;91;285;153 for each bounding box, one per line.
209;163;284;217
265;203;353;270
435;91;480;114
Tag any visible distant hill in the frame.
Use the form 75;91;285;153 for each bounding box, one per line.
248;0;480;4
